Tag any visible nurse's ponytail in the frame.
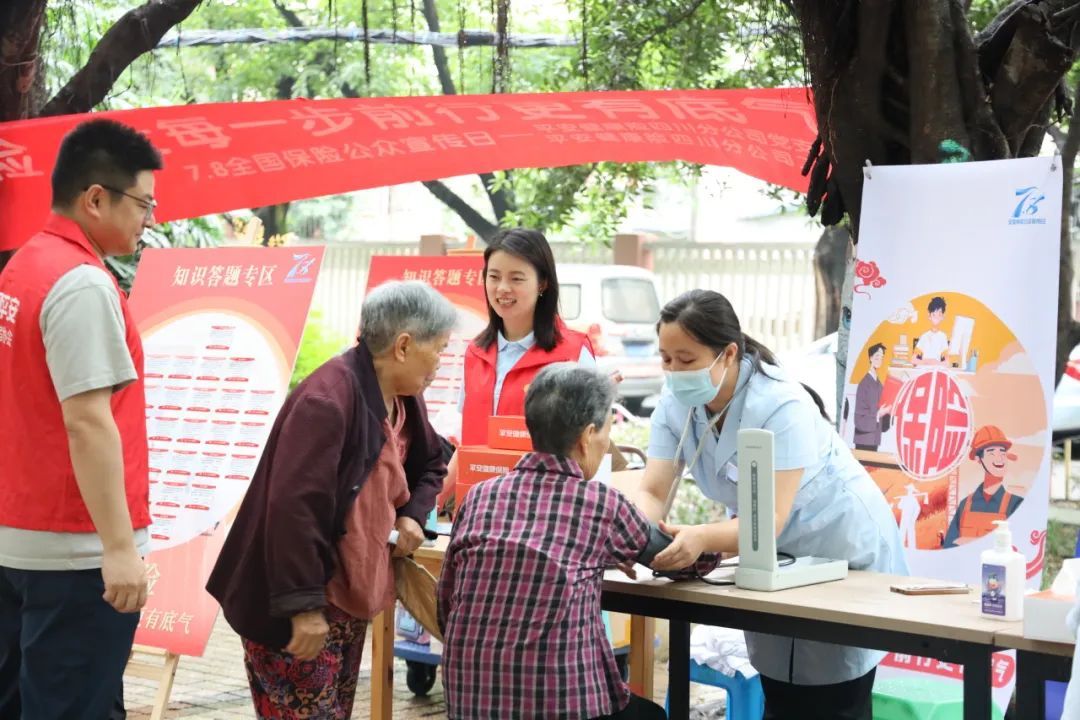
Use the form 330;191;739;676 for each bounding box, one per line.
745;331;829;421
741;333;777;368
658;290;830;421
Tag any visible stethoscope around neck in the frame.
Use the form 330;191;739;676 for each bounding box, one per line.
660;363;756;519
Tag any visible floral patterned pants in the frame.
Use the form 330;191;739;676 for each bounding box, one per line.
242;605;367;719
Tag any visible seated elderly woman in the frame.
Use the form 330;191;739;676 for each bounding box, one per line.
207;280;456;720
437;363;673;720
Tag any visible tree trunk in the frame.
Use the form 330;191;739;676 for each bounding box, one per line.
789;0;1080;388
1056;79;1080;383
0;0;47;121
813;225;850;338
253;204;290;244
40;0;203;117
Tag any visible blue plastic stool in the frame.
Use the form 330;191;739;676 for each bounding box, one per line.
664;660;764;720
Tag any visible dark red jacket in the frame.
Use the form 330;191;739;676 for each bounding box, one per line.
206;343;446;647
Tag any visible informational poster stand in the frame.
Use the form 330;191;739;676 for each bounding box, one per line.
123;246;324;716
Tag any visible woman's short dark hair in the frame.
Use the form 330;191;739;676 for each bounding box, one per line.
928;296;946;314
658;289;829;421
474;228;562;352
868;343;886;358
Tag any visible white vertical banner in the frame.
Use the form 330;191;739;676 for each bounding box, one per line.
843;157;1061;712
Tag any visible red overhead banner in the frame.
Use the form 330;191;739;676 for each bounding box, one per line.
0;88;816;250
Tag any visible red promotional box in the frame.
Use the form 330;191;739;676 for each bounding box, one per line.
456;445;527;502
487;415;533;451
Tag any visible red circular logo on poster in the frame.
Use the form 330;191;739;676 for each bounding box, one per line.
893;369;972;479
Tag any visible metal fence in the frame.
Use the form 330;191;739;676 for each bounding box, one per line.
645;241;817;353
305;242;419;341
307;239;817;352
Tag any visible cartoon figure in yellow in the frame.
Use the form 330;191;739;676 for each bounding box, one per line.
942;425;1024;548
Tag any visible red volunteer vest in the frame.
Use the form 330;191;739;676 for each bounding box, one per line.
0;214;150;532
460;320;592;446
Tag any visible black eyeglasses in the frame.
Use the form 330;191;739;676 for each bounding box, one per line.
99;184;158;223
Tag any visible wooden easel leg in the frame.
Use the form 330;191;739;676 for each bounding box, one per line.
370;608;395;720
628;615;655;700
148;653;180;720
125;645;180;720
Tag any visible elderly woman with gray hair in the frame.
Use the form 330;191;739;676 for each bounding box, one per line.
437;363;672;720
207;280;456;719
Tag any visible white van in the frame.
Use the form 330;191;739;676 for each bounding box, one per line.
557;263;663;413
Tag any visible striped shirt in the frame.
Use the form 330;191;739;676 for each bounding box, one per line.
437;452;650;719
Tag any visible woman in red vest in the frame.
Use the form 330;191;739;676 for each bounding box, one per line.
438;228;624;509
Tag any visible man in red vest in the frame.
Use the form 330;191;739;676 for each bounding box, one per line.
0;119;161;719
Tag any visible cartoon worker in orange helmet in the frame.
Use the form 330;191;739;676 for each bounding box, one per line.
942;425;1024;548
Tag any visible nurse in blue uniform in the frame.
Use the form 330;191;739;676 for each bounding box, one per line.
638;290;907;720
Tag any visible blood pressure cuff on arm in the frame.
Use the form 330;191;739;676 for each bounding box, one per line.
635;523;674;567
636;523;723;581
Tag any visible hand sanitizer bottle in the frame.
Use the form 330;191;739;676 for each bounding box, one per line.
980;519;1024;621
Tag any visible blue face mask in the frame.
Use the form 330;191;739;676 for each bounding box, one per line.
665;353;727;407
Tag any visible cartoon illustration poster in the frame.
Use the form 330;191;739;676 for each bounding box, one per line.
844;157;1061;709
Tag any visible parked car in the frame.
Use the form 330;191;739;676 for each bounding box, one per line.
782;332;1080;442
558;263;664;413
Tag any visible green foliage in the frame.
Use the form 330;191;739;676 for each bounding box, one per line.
105;217;223;292
583;2;802;92
1044;518;1080;591
668;480;729;526
41;1;809;245
290;311;350;390
609;417;728;526
966;0;1014;31
609;414;649;452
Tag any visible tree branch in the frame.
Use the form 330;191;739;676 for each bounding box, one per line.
421;0;458;96
975;0;1032;75
1048;123;1068;149
1018;98;1055;156
479;173;512;221
637;0;710;50
1056;77;1080;384
0;0;47;121
950;0;1009;159
271;0;304;29
982;3;1078;155
628;0;710;83
271;0;304;28
420;0;511;226
40;0;204;117
422;181;498;240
